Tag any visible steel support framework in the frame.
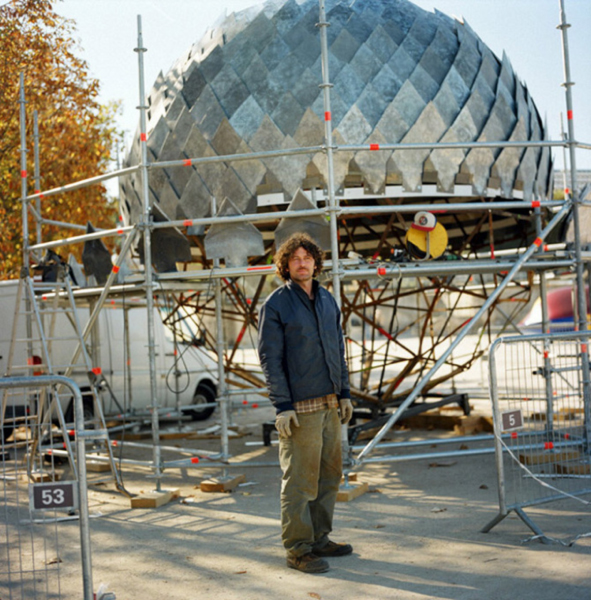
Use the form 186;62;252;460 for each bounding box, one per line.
15;1;591;485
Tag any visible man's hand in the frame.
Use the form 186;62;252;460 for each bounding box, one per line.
339;398;353;424
276;410;300;437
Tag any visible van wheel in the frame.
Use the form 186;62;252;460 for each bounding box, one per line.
186;383;216;421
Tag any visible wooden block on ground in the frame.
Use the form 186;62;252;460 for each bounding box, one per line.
479;416;495;433
555;462;591;475
30;472;60;483
86;459;111;472
337;481;368;502
159;430;196;440
453;416;490;436
113;431;150;441
200;474;246;493
400;413;491;435
519;451;581;465
130;488;180;509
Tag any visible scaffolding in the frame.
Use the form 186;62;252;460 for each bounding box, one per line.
8;0;591;500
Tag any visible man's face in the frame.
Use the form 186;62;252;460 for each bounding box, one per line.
288;246;315;285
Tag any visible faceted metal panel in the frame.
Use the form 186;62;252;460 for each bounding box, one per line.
204;197;264;267
121;0;554;235
82;223;113;286
137;205;192;273
495;117;527;198
274;189;331;250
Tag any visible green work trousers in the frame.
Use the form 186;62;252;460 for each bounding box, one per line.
278;407;342;557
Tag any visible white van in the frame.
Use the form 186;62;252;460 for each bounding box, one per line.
0;280;218;441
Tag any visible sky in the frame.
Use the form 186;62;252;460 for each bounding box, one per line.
56;0;591;172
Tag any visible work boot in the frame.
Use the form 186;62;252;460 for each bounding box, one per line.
313;540;353;557
286;552;330;573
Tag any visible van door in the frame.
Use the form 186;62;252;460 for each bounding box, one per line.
102;306;167;414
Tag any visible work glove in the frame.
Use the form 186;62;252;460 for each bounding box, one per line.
276;410;300;437
339;398;353;425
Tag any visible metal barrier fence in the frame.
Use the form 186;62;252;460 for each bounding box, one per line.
1;376;93;600
483;331;591;542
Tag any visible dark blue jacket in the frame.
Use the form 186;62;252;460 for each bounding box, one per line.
258;279;351;414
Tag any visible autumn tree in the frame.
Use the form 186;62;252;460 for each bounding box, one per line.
0;0;120;279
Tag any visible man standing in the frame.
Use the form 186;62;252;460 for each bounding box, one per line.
258;233;354;574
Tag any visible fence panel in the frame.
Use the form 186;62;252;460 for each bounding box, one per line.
1;376;93;600
483;331;591;540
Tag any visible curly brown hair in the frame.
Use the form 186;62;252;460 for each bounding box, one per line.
274;233;324;282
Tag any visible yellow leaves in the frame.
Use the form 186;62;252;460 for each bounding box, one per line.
0;0;119;279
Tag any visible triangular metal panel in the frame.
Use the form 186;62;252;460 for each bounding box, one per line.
204;197;264;267
494;117;527;198
274;189;331;251
392;102;447;192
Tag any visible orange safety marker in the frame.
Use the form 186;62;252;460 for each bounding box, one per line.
183;159;192;166
251;403;259;409
567;109;573;120
324;111;331;121
183;219;193;227
191;457;200;464
531;200;540;208
92;367;102;376
369;143;380;151
246;265;273;271
21;170;27;178
511;432;518;439
140;133;147;141
112;265;120;274
377;267;386;276
544;442;554;450
533;237;543;247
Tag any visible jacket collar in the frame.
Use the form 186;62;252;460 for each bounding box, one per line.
286;278;320;299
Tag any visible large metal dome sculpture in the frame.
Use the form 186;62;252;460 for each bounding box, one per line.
117;0;556;420
120;0;553;259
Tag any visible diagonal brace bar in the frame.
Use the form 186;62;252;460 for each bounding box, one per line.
355;202;572;465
